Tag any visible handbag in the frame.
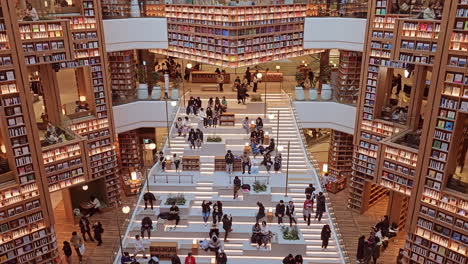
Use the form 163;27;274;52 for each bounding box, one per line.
79;244;86;254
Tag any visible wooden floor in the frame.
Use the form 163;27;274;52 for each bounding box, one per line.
328;189;405;264
54;195;138;264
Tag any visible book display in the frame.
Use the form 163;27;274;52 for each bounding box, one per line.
149;242;177;261
214;156;241;172
146;2;166;17
337;50;361;102
191;71;230;83
327;130;353;185
108;50;137;98
0;1;58;262
342;0;368;17
101;0;132;18
161;4;317;67
118;131;143;196
182;156;200;171
219;112;235;126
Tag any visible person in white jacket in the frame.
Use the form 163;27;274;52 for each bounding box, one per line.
199;108;207;128
134;235;146;259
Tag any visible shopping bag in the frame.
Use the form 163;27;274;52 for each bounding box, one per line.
79;244;86;255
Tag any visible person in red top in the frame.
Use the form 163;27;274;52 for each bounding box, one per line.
303;195;314;226
184;252;196;264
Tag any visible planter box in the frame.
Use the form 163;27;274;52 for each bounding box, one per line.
276;227;305;245
321;84;332;100
160;194;193;209
171;89;179;100
295;86;305;101
151;86;161;100
137;84;149;99
309;89;318;101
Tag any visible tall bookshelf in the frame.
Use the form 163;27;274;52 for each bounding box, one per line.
118;130;143;195
108;50;137;99
161;4;317;67
0;1;58;262
101;0;131;18
328;130;354;179
337;50;362;103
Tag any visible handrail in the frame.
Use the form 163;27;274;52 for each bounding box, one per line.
112;100;181;264
229;175;270;184
283;90;350;264
154;173;194;184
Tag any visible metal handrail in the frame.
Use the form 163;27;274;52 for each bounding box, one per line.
154;173;194;184
112;100;182;264
283;91;351;264
229;175;270;184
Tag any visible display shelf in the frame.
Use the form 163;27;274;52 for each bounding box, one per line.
342;0;368;17
214;156;242;172
328;130;353;181
108;50;137;98
117;131;143;196
182;156;200;171
219;112;235;126
149;242;177;261
337;50;361;102
101;0;131;18
146;3;166;17
191;71;230;83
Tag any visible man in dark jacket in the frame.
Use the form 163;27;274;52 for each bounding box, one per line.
275;200;286;225
144;192;157;210
225;150;234;174
282;254;296;264
217;250;228;264
79;216;94;242
233;176;241;199
141;216;153;239
305;184;315;198
315;192;326;221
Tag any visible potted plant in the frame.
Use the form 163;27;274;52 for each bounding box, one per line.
281;226;300;240
207;136;222;143
320;64;332;101
137;64;149;99
171;76;181;100
253;181;267;193
294;72;305;101
250;94;262;102
149;71;162;100
164;193;186;206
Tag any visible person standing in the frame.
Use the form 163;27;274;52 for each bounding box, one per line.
372;235;382;264
217;73;225;92
176;117;183;136
239;84;247;104
321;224;331;250
182;116;190;137
286;201;297;227
184;66;191;81
305;184;315;199
195;128;204;149
184;252;196;264
241;152;251;174
134;235;147;259
188;128;197;149
62;241;72;264
274;153;282;173
295;254;303;264
356;235;366;263
70;232;84;263
201;200;212;226
92;221;104;246
173;154;181;172
245;67;251;85
315;192;326;222
233;176;241;199
212;201;223;224
159;152;166;171
222;214;233;242
303;196;313;226
144;191;157;210
275;200;285;225
171;254;182;264
256;202;265;223
253;72;259;92
79;216;94;242
217;250;228;264
225;150;234;174
141;216;153;238
169;203;180;230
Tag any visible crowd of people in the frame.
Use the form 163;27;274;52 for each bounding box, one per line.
63;215;104;264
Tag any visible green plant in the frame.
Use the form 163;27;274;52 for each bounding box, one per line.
281;226;300;240
253;181;267;193
319;64;331;84
137;64;146;83
207;136;222;142
250;94;262;102
165;193;186;205
295;72;305;86
149;71;162;86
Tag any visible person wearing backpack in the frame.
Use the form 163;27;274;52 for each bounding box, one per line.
92;221;104;246
233;176;241;199
225;150;234;174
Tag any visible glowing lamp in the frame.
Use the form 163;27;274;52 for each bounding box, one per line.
276;65;280;70
277;146;284;152
170;101;177;107
122;206;131;214
268;114;275;119
256;73;262;79
0;145;6;153
304;64;308;67
82;185;88;191
187;63;192;69
322;163;328;173
130;171;138;181
245;142;250;146
79;96;86;102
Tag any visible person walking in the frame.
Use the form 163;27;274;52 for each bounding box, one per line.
159;151;166;171
92;221;104;246
282;254;295;264
217;250;228;264
184;252;196;264
212;201;223;224
252;72;259;92
256;202;265;223
171;254;182;264
217;73;225;92
372;235;382;264
275;200;286;225
295;254;303;264
182;116;190;137
303;196;313;226
305;184;315;198
79;216;94;242
356;235;366;263
173;154;181;172
242;117;250;134
274;153;282;172
195;128;203;149
315;192;326;222
144;191;157;210
176;117;183;136
241;152;251;174
141;216;153;238
222;214;233;242
321;224;331;250
134;235;147;259
70;232;84;263
225;150;234;174
188;128;197;149
233;176;241;199
62;241;72;264
239;84;247;104
286;201;297;227
201;200;212;226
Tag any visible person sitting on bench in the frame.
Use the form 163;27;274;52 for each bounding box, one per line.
168;203;180;230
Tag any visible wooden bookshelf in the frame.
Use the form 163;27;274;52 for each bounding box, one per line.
146;3;166;17
150;242;177;260
182;156;200;171
160;4;317;67
342;0;368;18
118;131;143;196
191;71;230;83
328;130;353;180
337;50;361;103
214;156;242;172
108;50;137;98
219;112;235;126
101;0;131;19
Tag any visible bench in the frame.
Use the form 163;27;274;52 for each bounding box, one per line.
201;84;219;91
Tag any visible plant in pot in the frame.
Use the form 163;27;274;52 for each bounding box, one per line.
165;193;186;205
295;72;306;101
250;94;262;102
137;64;149;100
320;64;332;101
253;181;267;193
149;71;162;100
207;136;222;143
171;76;181;100
281;226;300;240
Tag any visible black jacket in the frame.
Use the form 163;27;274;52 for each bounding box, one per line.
317;194;326;212
63;244;72;257
79;218;90;233
282;257;296;264
202;201;212;214
225;152;234;164
217;253;227;264
222;216;232;230
196;130;204;141
170;255;181;264
286;205;295;216
142;216;153;228
143;192;156;202
233;178;241;187
276;203;285;216
321;227;331;240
